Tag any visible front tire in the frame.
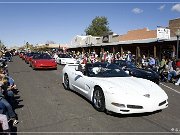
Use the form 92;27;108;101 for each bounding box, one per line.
92;88;105;112
64;73;70;90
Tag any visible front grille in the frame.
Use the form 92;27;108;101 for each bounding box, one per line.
127;105;143;109
159;100;166;106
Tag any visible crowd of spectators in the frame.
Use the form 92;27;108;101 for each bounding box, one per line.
52;50;180;86
0;50;18;134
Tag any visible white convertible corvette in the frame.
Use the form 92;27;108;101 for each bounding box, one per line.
62;63;168;114
56;54;77;65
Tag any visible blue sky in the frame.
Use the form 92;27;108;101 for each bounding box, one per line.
0;0;179;47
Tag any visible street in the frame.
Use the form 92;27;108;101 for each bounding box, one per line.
8;56;180;134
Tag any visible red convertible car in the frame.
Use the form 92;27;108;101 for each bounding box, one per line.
30;53;57;70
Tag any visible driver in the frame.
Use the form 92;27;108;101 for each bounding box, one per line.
77;64;85;72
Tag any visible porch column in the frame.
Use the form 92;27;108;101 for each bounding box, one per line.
88;48;91;54
113;46;115;54
101;47;104;53
173;45;176;58
137;46;140;57
136;46;140;63
154;45;157;58
120;46;123;56
82;48;85;54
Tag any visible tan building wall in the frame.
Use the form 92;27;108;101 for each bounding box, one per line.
118;28;156;41
169;18;180;37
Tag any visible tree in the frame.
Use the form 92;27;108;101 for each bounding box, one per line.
26;42;30;48
85;16;111;36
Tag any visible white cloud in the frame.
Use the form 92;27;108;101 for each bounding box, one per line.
172;3;180;12
132;8;143;14
158;4;165;11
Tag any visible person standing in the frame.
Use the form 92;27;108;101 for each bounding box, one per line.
127;51;132;62
148;56;155;68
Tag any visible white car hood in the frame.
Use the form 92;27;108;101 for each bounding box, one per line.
94;77;166;97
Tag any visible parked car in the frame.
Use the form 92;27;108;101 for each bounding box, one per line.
114;60;159;84
55;54;77;65
30;53;57;70
62;62;168;114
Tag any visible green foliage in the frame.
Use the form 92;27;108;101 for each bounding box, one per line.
85;16;111;36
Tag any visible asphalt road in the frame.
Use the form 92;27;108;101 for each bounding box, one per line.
7;56;180;135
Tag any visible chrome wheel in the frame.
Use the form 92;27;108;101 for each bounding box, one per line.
93;88;105;112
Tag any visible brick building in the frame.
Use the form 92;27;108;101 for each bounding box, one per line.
118;28;156;41
169;18;180;37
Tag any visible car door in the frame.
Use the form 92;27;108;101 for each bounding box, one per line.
72;70;87;95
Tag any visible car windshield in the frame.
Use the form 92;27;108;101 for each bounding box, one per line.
86;63;130;77
33;54;52;59
115;60;136;68
26;53;34;57
58;54;71;58
126;61;136;68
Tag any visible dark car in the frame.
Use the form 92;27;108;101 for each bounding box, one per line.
114;60;159;84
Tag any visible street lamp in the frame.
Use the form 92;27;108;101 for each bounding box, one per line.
176;29;180;60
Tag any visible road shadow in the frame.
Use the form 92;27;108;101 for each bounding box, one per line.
105;110;162;118
33;68;57;71
14;96;20;100
12;89;19;95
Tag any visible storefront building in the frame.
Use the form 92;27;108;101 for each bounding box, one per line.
68;18;180;60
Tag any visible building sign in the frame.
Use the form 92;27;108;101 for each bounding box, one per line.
157;27;170;40
102;35;109;43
